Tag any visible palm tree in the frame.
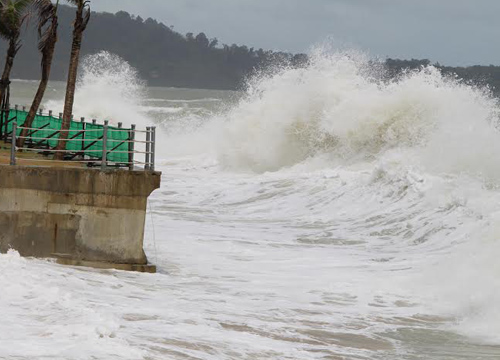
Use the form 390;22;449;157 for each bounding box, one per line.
0;0;32;131
54;0;90;159
18;0;58;147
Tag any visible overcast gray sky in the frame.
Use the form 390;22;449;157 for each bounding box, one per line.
91;0;500;66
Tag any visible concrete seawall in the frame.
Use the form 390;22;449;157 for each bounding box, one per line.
0;165;161;271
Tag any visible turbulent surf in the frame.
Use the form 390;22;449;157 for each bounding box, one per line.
2;50;500;359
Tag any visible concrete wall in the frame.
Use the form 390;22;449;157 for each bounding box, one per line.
0;165;161;265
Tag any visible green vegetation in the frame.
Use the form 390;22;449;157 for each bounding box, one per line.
1;1;500;163
0;5;307;90
1;5;500;95
386;59;500;95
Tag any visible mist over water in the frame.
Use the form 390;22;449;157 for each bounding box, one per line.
3;49;500;359
45;51;151;128
166;50;500;178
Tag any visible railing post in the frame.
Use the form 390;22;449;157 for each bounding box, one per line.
151;126;156;171
145;126;151;171
0;106;3;142
2;105;9;143
101;122;108;170
10;122;16;166
128;124;136;171
80;117;85;159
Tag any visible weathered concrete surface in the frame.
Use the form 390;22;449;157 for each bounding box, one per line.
0;165;161;267
55;255;157;273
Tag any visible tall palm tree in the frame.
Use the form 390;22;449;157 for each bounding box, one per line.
18;0;58;147
54;0;89;158
0;0;32;129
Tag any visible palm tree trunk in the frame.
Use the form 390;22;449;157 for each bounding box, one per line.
0;37;17;99
55;3;87;159
0;36;19;140
18;18;58;148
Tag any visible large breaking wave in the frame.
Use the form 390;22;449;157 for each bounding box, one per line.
164;50;500;181
4;49;500;358
158;50;500;346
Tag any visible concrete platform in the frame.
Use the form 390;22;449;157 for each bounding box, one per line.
54;253;157;273
0;164;161;270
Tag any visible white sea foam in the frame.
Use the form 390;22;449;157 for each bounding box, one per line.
140;105;185;114
217;53;499;177
145;98;222;103
156;50;500;347
2;49;500;359
45;51;152;128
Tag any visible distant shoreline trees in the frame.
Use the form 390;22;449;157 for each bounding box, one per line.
385;58;500;94
0;5;308;91
1;5;500;95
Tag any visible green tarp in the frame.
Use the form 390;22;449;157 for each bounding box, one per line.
3;109;131;163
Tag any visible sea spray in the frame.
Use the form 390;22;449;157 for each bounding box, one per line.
157;49;500;345
162;50;500;180
45;51;151;128
4;48;500;358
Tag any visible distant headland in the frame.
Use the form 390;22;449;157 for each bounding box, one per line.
2;5;500;93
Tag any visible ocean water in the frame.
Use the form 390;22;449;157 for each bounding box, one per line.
2;50;500;359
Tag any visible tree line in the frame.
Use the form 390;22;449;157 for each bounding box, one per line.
2;4;500;101
385;58;500;95
4;6;500;95
3;1;500;162
1;5;307;90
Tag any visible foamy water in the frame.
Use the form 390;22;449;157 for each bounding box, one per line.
2;51;500;359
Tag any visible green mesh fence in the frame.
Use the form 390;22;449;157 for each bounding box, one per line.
2;109;131;164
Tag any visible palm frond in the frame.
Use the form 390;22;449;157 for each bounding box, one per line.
0;28;9;41
36;0;57;53
13;0;34;11
0;5;10;39
33;0;55;32
0;0;34;36
82;2;90;30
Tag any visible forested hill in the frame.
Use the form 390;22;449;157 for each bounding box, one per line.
385;59;500;95
0;5;306;90
2;5;500;92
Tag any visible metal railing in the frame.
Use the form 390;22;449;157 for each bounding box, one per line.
2;106;157;171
